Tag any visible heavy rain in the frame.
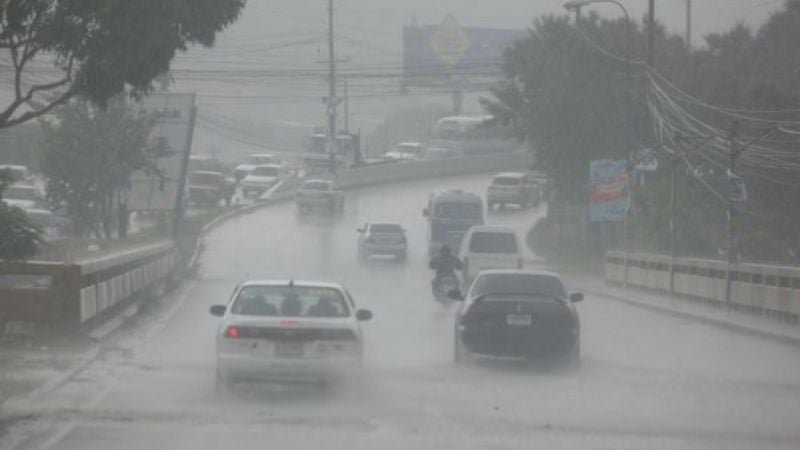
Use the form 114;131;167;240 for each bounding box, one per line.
1;1;799;449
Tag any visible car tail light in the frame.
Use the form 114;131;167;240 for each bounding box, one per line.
225;326;241;339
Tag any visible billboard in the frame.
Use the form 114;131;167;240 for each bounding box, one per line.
403;15;525;86
128;93;196;212
589;159;630;223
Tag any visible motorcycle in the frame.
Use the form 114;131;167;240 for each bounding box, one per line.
433;275;459;302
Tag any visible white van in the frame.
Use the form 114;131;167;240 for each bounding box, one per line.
458;225;523;283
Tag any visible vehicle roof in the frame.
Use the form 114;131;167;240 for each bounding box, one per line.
369;222;403;228
251;163;284;169
8;183;36;189
304;178;333;184
493;172;526;178
476;269;561;278
238;280;344;290
249;153;275;158
468;225;517;233
431;190;482;202
397;142;423;147
191;170;223;176
0;164;28;170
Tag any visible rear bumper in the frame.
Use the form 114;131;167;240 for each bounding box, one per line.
459;325;578;358
218;353;360;383
364;242;407;255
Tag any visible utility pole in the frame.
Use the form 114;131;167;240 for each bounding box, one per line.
647;0;656;66
686;0;692;48
327;0;337;173
343;75;349;133
724;120;740;308
669;136;681;297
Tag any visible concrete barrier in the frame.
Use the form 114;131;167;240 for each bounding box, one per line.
605;250;800;323
1;241;177;333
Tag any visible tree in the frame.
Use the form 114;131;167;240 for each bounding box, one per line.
0;0;245;129
481;15;646;204
39;96;170;239
0;169;40;261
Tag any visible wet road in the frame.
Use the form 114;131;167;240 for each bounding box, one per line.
6;174;800;450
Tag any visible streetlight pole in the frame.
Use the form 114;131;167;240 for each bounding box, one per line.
327;0;337;173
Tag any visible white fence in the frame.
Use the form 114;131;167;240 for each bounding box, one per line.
606;251;800;322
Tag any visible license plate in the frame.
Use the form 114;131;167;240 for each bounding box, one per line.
275;342;304;357
506;314;532;326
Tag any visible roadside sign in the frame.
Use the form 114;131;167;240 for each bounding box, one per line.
589;159;630;223
430;14;470;68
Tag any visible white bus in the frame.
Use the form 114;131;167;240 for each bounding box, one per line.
429;116;520;156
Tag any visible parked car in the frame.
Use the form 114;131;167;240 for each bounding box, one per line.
487;172;540;209
188;171;235;207
458;225;523;286
234;153;278;182
209;280;373;394
241;163;288;197
451;270;583;368
296;179;344;213
357;222;407;261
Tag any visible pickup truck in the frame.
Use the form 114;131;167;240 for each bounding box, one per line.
188;171;235;207
295;179;344;213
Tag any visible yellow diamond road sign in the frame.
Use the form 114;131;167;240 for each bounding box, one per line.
430;14;469;69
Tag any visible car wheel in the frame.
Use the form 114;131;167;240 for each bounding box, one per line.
215;368;235;399
560;342;581;373
454;332;469;366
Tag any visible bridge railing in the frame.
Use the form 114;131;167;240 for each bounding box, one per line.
605;250;800;323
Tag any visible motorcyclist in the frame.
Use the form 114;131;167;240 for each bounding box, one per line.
429;245;463;294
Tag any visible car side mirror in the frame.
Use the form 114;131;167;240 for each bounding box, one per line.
447;289;464;301
209;305;227;317
422;208;429;217
356;309;373;321
569;292;584;303
357;228;364;233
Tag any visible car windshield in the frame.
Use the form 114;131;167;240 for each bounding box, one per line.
252;166;279;176
304;181;331;191
231;285;350;318
471;273;567;299
371;223;403;233
493;176;521;186
4;186;36;200
468;231;518;253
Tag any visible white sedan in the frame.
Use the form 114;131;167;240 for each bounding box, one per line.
241;163;288;197
209;280;372;395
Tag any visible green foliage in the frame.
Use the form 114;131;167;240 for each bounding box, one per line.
39;97;170;238
0;169;41;261
0;0;245;128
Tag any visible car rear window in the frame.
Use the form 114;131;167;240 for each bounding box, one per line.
493;176;521;186
252;166;279;176
468;231;518;254
433;202;483;220
371;224;402;233
471;273;567;299
190;172;220;184
304;181;331;191
232;286;350;317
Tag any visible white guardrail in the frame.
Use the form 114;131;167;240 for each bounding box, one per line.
605;250;800;322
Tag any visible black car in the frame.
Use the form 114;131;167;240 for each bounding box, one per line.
451;270;583;368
